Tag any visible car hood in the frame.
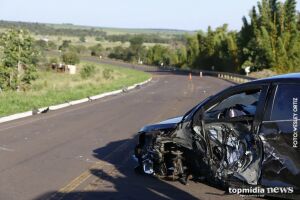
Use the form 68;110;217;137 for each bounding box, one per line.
139;116;183;132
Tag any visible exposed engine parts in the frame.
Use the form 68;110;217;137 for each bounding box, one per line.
135;133;189;184
135;121;259;187
205;123;258;185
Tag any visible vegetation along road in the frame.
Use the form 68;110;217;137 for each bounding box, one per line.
0;62;150;117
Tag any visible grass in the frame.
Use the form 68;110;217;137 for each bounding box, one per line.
0;62;150;117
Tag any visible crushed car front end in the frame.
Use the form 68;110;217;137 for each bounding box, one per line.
134;112;213;185
133;77;300;199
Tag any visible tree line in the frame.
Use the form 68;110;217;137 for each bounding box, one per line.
0;20;107;38
1;0;300;91
185;0;300;73
105;33;184;44
0;21;183;44
110;0;300;74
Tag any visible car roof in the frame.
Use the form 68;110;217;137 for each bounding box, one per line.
245;72;300;85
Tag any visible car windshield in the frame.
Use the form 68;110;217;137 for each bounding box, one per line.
204;90;261;119
181;96;212;122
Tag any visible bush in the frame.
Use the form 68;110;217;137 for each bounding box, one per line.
62;51;80;65
0;65;11;90
59;40;71;51
68;45;87;54
49;57;58;64
108;46;127;60
95;36;104;41
22;65;38;84
79;36;86;43
89;44;103;56
80;64;96;79
103;68;114;80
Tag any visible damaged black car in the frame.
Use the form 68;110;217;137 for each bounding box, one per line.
134;73;300;198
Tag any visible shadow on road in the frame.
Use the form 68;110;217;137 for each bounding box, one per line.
34;137;199;200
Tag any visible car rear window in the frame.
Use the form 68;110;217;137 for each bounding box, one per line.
270;84;300;121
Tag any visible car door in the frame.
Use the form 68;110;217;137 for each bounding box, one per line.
259;83;300;189
195;84;268;185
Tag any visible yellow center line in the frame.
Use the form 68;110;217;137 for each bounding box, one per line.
47;75;162;200
58;171;92;193
48;137;134;200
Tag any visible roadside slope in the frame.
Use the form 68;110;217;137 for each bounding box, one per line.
0;62;150;117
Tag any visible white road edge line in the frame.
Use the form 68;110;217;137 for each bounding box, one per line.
0;77;152;124
0;146;15;152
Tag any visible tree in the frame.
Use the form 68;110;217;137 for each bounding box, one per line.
284;0;297;31
0;29;39;89
185;25;240;72
35;39;48;50
144;45;180;67
186;35;199;67
275;37;289;72
108;46;127;60
61;51;80;65
58;40;71;51
239;0;300;73
68;45;87;54
47;41;57;50
89;43;103;56
79;35;86;43
176;46;187;67
145;45;167;66
128;36;144;61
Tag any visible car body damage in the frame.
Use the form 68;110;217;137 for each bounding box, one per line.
135;118;262;186
134;73;300;198
202;122;261;185
134;120;195;184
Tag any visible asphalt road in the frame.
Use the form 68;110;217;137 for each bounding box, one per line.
0;65;251;200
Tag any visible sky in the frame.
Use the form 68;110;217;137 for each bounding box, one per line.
0;0;300;31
